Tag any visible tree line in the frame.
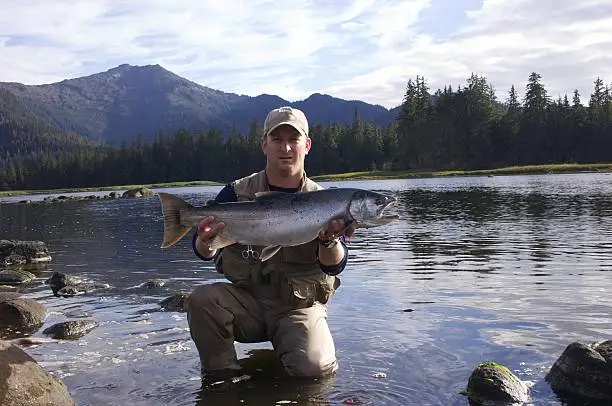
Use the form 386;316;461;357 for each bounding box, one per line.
1;72;611;191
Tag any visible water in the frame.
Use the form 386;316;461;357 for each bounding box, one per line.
1;172;611;405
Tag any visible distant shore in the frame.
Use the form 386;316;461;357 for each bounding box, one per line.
0;180;221;197
1;163;611;197
310;163;612;181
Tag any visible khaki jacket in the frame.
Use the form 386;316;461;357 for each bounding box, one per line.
213;170;341;309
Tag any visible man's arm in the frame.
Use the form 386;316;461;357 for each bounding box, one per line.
318;238;348;276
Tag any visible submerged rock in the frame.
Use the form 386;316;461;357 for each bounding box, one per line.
0;240;52;266
42;319;99;340
145;278;166;288
0;297;46;339
0;340;75;406
159;293;189;312
466;361;530;405
545;340;612;401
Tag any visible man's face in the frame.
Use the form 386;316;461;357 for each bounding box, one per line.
261;124;311;176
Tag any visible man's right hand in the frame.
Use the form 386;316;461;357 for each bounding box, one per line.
195;216;225;258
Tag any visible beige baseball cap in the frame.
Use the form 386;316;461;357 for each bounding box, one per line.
263;106;309;137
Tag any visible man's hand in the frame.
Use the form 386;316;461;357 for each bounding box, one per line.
195;216;225;258
318;219;356;242
317;219;354;267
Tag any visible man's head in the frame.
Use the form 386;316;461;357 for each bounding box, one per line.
261;107;312;178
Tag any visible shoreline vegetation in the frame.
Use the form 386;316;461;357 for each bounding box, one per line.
1;162;610;198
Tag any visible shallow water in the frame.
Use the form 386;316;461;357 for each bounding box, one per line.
1;172;612;405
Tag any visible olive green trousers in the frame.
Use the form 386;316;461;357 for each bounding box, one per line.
186;281;338;377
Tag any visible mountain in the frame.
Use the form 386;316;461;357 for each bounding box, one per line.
0;64;400;145
0;88;97;160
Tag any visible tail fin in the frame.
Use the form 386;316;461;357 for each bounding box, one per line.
158;192;194;248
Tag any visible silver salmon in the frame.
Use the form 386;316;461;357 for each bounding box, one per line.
158;187;399;261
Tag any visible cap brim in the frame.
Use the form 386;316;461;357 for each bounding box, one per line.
266;122;307;137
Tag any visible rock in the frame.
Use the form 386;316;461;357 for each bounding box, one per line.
159;293;189;312
545;340;612;401
0;297;46;339
0;340;75;406
122;187;155;198
145;278;165;288
0;240;52;266
42;320;99;340
45;272;81;296
466;361;530;405
45;272;109;297
0;269;36;285
56;283;110;297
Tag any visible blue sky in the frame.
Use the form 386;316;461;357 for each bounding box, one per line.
1;0;611;108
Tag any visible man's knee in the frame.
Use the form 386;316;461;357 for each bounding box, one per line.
186;282;226;313
282;349;338;377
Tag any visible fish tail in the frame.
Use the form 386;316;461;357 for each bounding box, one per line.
158;192;194;248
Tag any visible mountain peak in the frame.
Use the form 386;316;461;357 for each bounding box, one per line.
0;65;399;144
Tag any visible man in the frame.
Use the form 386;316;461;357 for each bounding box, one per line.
187;106;355;384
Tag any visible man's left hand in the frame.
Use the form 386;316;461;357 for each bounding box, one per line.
318;219;356;242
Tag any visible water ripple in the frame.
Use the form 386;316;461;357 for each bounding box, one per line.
2;173;612;405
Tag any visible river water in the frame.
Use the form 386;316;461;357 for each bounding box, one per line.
1;173;611;405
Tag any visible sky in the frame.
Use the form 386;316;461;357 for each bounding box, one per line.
1;0;611;109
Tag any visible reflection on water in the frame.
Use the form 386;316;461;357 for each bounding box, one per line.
1;173;612;405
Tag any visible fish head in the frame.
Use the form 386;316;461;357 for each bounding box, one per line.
348;189;398;228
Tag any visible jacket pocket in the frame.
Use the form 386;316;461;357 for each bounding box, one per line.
281;270;339;309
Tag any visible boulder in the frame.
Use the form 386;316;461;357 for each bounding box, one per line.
545;340;612;401
466;361;530;405
0;340;75;406
0;297;46;339
0;240;52;266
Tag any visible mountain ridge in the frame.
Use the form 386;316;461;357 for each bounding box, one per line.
0;64;400;145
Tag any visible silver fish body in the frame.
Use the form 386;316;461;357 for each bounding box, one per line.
158;187;398;261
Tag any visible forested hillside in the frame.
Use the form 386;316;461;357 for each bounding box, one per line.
1;72;610;191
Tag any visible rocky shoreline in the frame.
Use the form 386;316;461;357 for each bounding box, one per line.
7;186;157;205
0;238;188;405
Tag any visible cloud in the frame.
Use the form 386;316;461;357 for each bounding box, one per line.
0;0;611;109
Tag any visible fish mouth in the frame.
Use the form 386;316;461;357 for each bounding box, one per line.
377;195;397;217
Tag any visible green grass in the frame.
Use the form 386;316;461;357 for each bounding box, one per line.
310;163;612;181
0;180;222;197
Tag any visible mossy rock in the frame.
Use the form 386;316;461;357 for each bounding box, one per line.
466;361;530;405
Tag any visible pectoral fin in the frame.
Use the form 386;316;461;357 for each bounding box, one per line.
209;231;237;250
260;245;282;261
